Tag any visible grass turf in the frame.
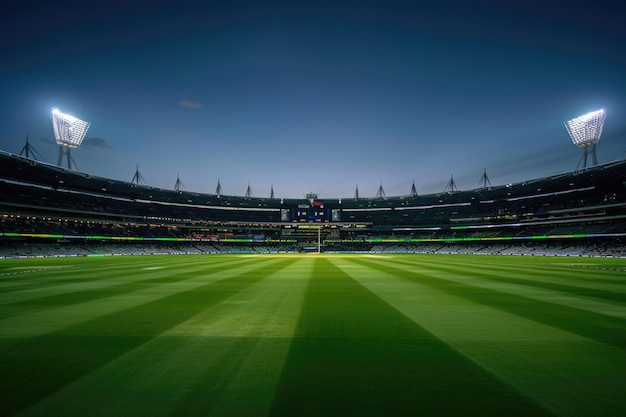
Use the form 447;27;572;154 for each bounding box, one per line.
0;253;625;416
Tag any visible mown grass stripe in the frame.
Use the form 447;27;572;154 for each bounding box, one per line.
389;256;626;303
350;257;626;350
0;255;250;299
0;257;279;344
0;257;181;289
385;256;626;320
471;272;626;303
479;261;626;287
332;257;626;417
0;257;262;320
468;258;624;289
0;257;299;417
166;258;313;417
17;258;314;417
391;255;626;286
269;257;553;417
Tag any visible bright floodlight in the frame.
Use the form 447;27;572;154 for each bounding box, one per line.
51;108;90;148
564;109;606;169
51;108;90;169
564;109;606;147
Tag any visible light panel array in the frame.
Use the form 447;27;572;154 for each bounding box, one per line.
50;109;91;148
564;109;606;147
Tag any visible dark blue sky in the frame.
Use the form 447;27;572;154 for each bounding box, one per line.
1;0;624;198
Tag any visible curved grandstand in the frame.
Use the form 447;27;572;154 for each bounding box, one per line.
1;150;625;257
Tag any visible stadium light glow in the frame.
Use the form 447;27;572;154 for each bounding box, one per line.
50;108;91;170
564;109;606;169
51;108;90;148
564;109;605;146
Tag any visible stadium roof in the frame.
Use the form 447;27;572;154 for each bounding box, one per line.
1;150;625;211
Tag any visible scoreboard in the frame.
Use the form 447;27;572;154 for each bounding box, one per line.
281;200;341;222
295;205;327;222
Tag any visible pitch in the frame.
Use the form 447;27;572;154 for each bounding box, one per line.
1;253;625;416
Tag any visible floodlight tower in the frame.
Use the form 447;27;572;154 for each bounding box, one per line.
50;108;90;170
564;109;606;169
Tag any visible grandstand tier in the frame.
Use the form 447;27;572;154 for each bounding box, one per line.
1;150;625;256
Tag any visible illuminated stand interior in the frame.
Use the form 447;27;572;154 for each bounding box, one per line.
564;109;606;169
50;109;90;170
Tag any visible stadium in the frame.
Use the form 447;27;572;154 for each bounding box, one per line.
1;108;626;416
1;137;626;258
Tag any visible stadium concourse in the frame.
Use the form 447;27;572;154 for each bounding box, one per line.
1;150;625;258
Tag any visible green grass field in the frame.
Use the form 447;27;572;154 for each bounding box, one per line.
1;253;625;416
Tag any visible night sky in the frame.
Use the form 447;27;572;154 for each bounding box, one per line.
1;0;625;198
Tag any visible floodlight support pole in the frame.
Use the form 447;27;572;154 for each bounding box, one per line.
57;146;64;166
591;144;598;166
580;151;587;170
57;145;75;170
577;144;598;170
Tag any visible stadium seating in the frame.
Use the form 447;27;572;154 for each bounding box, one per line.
1;150;625;257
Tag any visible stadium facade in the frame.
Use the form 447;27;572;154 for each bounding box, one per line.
1;150;625;257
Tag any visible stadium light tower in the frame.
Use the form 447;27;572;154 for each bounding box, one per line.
564;109;606;169
50;108;90;170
